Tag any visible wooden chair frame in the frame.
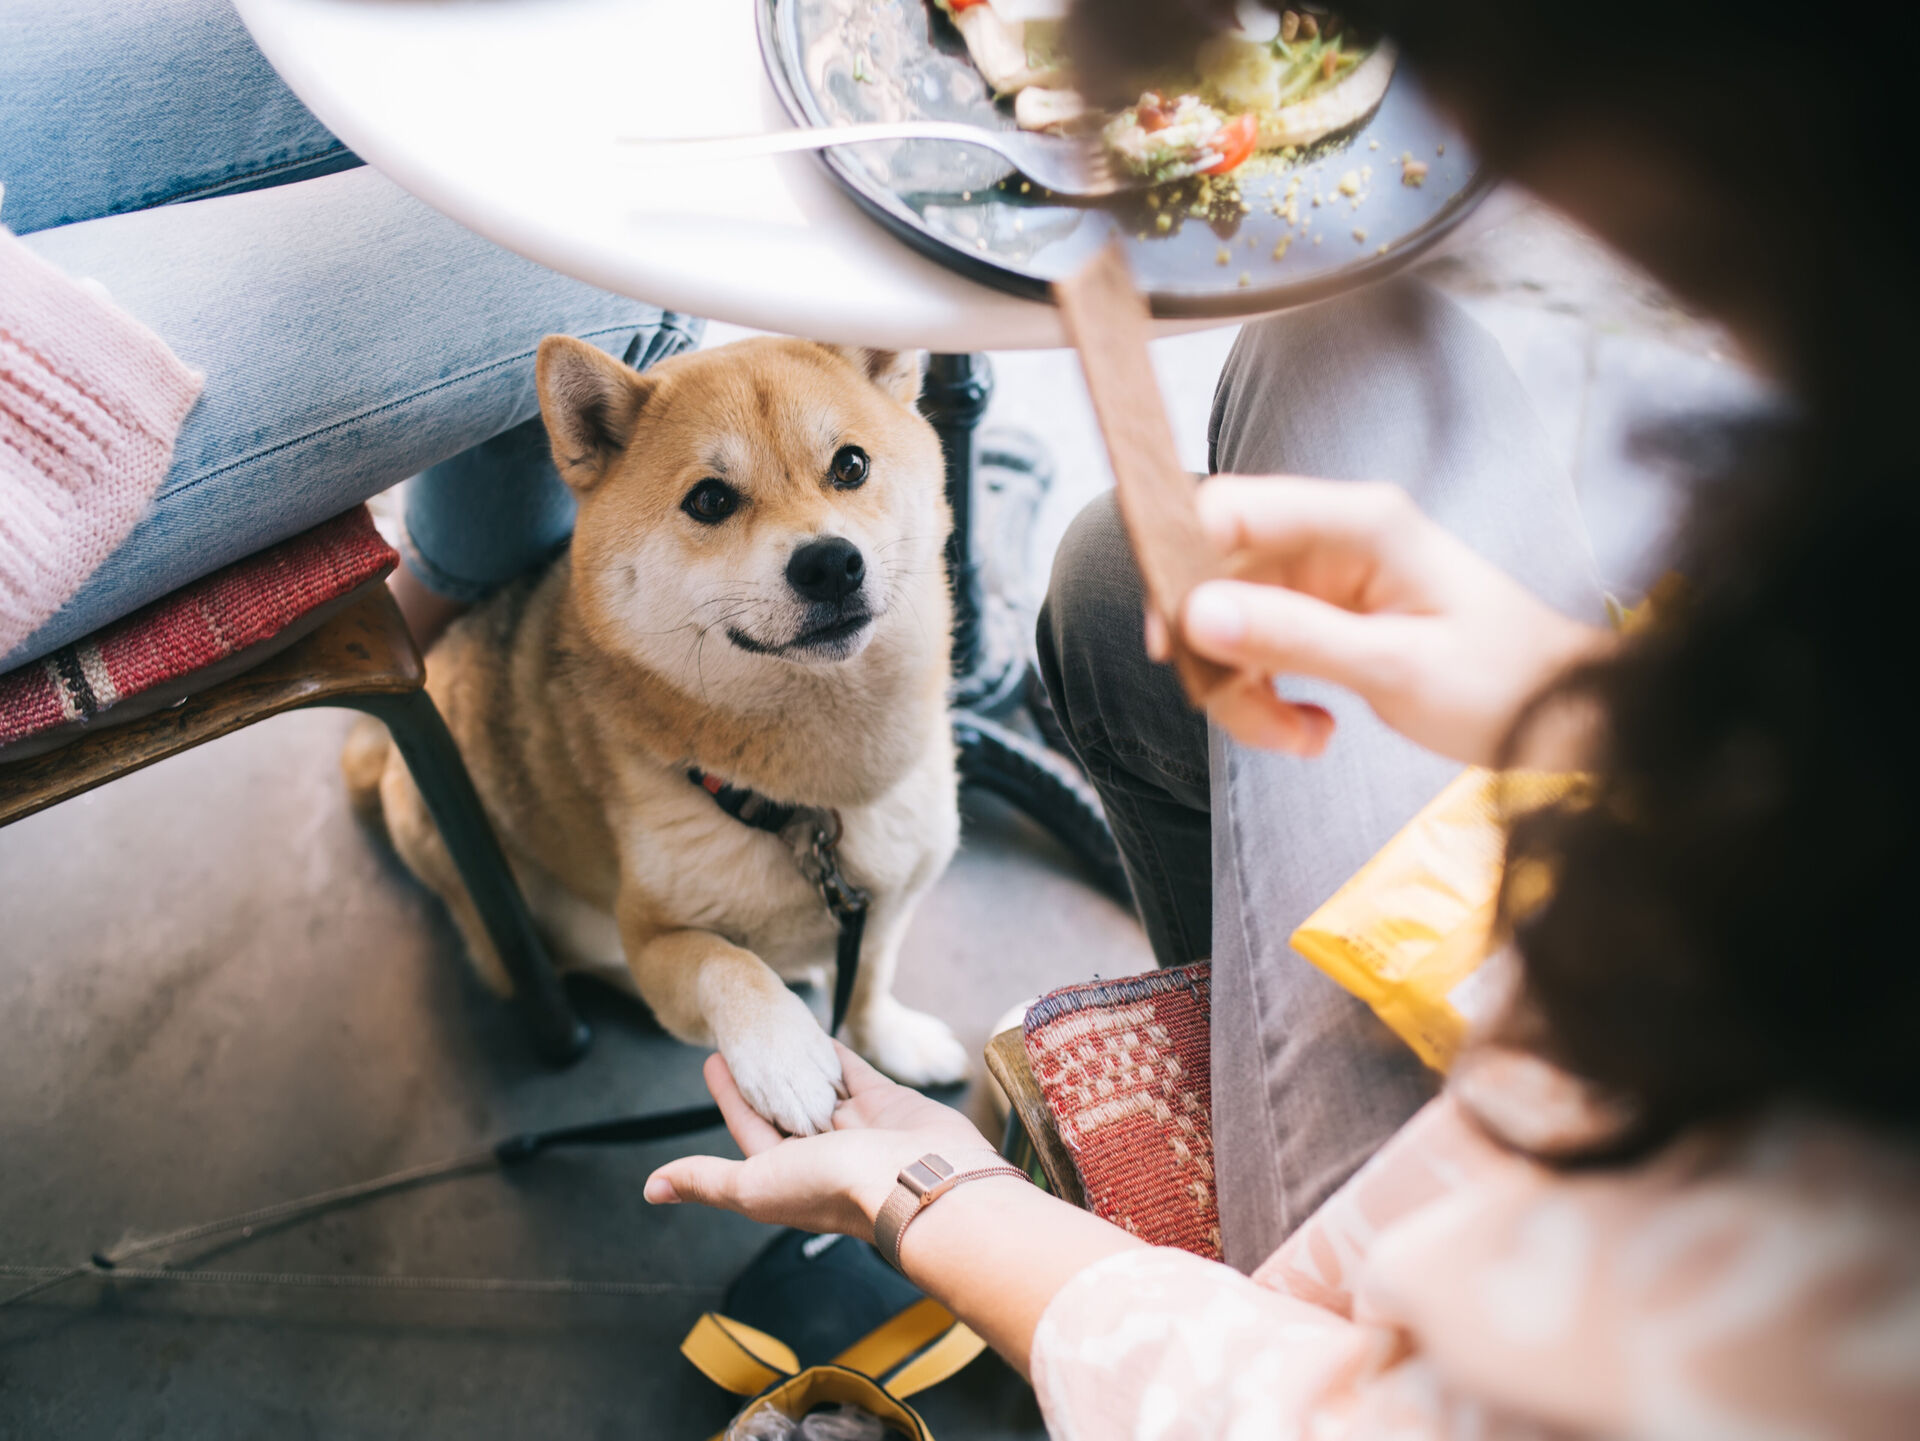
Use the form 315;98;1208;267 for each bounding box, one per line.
0;587;589;1066
985;1027;1085;1208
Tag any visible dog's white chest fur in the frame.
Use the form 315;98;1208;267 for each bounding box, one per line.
623;789;840;975
535;739;953;987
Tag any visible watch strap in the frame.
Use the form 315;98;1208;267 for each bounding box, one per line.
873;1152;1027;1272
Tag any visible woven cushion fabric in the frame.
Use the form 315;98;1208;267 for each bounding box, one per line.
1023;963;1218;1259
0;506;396;756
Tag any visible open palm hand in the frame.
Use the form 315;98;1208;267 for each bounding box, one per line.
644;1043;993;1240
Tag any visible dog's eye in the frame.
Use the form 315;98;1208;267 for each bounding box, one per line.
829;445;869;490
682;479;739;525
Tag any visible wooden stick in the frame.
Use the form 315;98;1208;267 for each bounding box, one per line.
1053;244;1232;706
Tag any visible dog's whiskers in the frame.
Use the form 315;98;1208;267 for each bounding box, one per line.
875;531;936;551
683;597;775;698
694;586;765;604
692;580;769;604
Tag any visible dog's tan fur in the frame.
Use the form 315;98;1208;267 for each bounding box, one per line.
347;336;965;1134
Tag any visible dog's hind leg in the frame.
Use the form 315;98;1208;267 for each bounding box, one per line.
341;716;392;828
841;898;969;1088
346;717;501;981
377;755;516;996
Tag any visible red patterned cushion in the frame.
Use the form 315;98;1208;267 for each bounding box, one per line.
1023;963;1218;1258
0;506;397;756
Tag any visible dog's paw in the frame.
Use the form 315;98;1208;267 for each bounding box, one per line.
851;998;970;1089
718;989;844;1137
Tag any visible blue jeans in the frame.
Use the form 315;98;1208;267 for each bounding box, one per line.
0;0;701;669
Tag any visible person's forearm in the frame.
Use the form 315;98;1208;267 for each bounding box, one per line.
886;1175;1147;1377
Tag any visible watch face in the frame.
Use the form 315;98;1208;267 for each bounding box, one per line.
903;1155;952;1196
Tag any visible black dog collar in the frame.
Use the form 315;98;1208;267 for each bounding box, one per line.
687;767;799;835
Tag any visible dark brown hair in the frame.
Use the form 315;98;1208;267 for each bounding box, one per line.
1078;1;1920;1152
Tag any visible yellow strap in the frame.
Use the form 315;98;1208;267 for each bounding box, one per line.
829;1296;986;1395
680;1313;800;1396
879;1321;987;1399
831;1297;954;1378
687;1295;985;1428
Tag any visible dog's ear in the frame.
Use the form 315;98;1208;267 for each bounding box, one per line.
823;346;924;406
537;335;658;491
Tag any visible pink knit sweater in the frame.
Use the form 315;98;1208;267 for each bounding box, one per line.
1;224;203;657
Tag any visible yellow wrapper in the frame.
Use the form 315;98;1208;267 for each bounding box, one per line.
1289;768;1578;1071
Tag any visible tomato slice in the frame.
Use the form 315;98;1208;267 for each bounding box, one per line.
1202;113;1258;175
948;0;993;9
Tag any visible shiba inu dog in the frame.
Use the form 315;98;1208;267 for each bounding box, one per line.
346;337;966;1135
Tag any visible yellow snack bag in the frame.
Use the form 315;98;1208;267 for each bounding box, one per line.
1289;768;1578;1071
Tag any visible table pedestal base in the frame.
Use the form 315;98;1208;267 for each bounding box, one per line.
920;354;1129;903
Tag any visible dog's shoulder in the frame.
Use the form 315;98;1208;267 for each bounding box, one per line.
428;565;566;731
425;559;622;858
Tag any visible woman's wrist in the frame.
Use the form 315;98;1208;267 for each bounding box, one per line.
872;1152;1030;1270
886;1170;1143;1376
849;1136;1002;1230
892;1171;1037;1277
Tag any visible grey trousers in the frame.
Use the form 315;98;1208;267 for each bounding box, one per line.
1036;279;1605;1271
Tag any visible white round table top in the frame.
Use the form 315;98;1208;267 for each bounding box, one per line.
233;0;1260;352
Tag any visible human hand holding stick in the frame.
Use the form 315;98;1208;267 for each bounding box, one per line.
1054;244;1609;764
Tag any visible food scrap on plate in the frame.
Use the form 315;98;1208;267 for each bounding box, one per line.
933;0;1393;182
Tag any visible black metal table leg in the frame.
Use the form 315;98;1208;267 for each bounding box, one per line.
919;354;1129;902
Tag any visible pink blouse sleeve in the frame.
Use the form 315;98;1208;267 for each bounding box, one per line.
1026;1089;1531;1440
1255;1092;1515;1315
1030;1245;1482;1441
1029;1059;1920;1440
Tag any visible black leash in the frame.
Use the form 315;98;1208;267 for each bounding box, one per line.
0;1107;726;1312
2;771;868;1314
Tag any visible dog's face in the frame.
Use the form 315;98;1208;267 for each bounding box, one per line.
536;337;948;695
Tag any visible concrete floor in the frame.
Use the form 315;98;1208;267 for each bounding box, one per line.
0;193;1758;1438
0;713;1145;1438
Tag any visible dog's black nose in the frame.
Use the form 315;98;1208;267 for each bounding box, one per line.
786;537;865;603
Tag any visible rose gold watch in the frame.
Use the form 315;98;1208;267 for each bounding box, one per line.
872;1151;1028;1273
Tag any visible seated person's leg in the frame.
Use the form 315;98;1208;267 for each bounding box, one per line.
1037;500;1213;968
3;167;700;669
1041;278;1604;1270
1210;280;1606;1266
0;0;360;236
1038;480;1444;1272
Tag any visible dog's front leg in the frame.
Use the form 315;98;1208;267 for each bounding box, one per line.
842;898;970;1089
621;917;845;1137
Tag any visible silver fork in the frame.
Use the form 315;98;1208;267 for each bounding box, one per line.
616;122;1126;199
